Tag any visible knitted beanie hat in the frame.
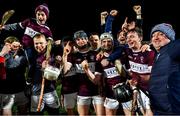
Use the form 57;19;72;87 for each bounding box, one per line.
35;3;49;18
150;23;175;41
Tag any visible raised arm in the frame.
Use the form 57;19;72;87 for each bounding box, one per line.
100;11;108;33
133;5;143;29
105;10;118;33
62;41;73;74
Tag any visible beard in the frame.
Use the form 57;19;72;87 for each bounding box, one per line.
77;44;89;50
101;47;113;52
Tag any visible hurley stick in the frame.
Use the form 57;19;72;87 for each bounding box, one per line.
37;40;52;112
1;10;15;26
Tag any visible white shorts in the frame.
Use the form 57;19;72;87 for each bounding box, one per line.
63;92;77;109
31;90;60;112
121;90;151;110
137;90;151;110
104;97;119;110
77;95;104;106
0;94;15;110
92;95;104;105
121;100;132;110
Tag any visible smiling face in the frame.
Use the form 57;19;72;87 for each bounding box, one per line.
75;37;88;50
33;34;47;53
126;31;141;50
101;38;113;52
117;31;126;45
151;31;170;52
4;36;21;52
89;34;100;49
36;10;47;25
11;41;21;51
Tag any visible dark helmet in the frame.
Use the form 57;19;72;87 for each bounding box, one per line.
73;30;88;40
112;83;133;102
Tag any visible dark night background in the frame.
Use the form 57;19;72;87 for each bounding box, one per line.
0;0;179;43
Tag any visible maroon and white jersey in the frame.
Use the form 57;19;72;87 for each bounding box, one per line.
126;48;155;91
74;50;102;96
101;56;125;99
19;18;53;47
61;53;78;94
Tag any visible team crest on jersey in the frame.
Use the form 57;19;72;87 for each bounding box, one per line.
90;55;94;60
140;56;144;63
40;29;46;33
76;58;81;62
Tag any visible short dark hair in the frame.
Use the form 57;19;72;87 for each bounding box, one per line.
89;32;99;39
62;35;72;42
127;27;143;38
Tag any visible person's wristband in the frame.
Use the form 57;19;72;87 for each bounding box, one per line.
137;15;141;19
26;81;31;85
132;86;138;92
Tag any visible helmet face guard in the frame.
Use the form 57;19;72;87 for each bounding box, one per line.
112;82;133;102
100;33;114;51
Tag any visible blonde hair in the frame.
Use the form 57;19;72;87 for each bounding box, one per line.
4;36;19;44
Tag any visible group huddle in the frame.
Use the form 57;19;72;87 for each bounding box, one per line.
0;2;180;116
